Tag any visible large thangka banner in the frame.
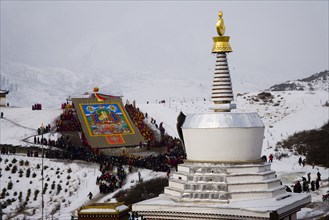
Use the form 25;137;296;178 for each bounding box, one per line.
80;103;134;143
73;97;144;149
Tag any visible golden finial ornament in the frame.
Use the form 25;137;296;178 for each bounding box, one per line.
216;11;225;36
212;10;232;53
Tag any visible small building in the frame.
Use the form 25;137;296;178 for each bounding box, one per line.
0;90;9;106
78;202;129;220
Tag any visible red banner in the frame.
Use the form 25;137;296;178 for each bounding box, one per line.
106;135;125;145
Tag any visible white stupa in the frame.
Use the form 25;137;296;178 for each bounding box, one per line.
132;11;311;220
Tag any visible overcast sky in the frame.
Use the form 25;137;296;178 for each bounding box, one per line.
1;1;328;88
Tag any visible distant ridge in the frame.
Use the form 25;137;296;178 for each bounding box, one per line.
268;70;328;92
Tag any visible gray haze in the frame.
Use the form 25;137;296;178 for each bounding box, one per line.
1;1;328;90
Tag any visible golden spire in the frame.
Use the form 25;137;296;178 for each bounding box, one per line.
216;11;225;36
212;10;232;53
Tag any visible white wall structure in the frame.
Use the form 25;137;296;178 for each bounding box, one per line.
0;97;6;106
182;112;265;162
0;90;9;106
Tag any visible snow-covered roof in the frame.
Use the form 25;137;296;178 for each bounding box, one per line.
79;208;118;213
79;203;129;214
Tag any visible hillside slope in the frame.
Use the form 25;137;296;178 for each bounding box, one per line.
269;70;328;91
276;121;329;167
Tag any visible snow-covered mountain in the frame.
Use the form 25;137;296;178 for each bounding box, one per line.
268;70;329;92
0;61;211;108
1;61;328;110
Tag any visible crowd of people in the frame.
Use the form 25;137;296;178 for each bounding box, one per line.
96;164;126;194
0;146;16;155
125;103;154;141
56;107;81;132
292;171;322;193
32;103;42;110
61;102;73;110
298;157;307;167
37;124;51;135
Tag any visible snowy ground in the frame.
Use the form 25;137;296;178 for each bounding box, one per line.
0;90;328;219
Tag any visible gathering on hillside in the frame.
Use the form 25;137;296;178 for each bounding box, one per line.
0;91;328;220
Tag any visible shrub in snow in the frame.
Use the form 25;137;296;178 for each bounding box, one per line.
275;152;289;160
64;188;68;193
18;192;22;202
19;169;23;177
43;183;48;194
19;160;24;166
5;158;9;163
33;189;40;201
14;191;17;196
114;177;168;206
12;158;17;164
11;165;17;174
26;168;31;178
26;189;31;202
6;198;12;206
67;175;71;180
24;160;29;166
36;164;40;169
16;180;19;183
8;163;12;168
44;165;49;170
29;181;33;184
56;170;60;175
47;177;50;181
5;166;10;171
1;188;6;199
50;203;61;215
56;184;62;195
57;175;60;179
67;167;72;173
66;181;69;186
7;181;13;190
51;182;55;190
32;172;36;178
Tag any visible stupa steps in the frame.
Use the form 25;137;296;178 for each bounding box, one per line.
172;173;277;184
177;163;272;174
164;185;286;202
169;177;282;191
166;162;285;202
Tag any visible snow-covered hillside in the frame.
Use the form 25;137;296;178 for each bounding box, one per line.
269;70;329;92
1;89;328;219
0;61;211;108
1;63;329;219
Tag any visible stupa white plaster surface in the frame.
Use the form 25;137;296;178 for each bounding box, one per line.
182;113;265;162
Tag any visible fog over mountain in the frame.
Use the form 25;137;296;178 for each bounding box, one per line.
1;1;328;92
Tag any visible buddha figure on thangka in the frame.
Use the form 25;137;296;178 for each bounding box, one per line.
81;103;133;136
